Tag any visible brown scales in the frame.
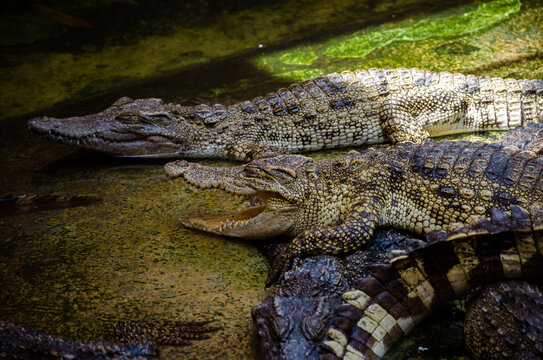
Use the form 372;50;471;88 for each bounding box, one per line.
166;136;543;287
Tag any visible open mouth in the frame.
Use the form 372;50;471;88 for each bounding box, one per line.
165;159;295;238
179;176;273;235
184;203;267;230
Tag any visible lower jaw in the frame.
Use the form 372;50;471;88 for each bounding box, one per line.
182;205;266;233
182;206;296;239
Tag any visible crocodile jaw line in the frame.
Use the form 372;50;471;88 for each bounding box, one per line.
179;183;295;239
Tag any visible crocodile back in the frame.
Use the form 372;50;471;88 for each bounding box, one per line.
368;140;543;234
189;68;542;153
496;116;543;153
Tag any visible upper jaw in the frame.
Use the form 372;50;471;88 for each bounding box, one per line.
164;160;255;195
28;113;182;157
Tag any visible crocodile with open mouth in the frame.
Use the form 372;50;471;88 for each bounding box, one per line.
164;136;543;287
255;119;543;360
29;68;543;161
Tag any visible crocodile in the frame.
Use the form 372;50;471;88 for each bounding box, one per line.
28;68;543;161
167;120;543;359
253;225;543;360
164;137;543;287
0;321;156;360
252;230;410;360
0;319;220;359
321;210;543;360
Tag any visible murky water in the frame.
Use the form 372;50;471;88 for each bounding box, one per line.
0;0;542;358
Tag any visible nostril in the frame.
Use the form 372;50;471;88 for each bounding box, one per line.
28;116;50;133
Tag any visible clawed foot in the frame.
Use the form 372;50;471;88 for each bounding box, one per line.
265;243;300;288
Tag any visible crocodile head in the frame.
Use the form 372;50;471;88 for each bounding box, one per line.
28;97;225;158
252;256;346;360
164;154;324;239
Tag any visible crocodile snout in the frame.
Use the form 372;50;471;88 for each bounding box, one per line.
28;116;54;134
164;160;190;178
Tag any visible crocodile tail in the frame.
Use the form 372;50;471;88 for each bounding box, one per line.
0;321;156;359
320;205;543;360
473;76;543;129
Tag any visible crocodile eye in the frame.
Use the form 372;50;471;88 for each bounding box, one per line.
142;114;172;126
243;164;262;177
116;114;140;124
301;317;326;341
270;316;292;341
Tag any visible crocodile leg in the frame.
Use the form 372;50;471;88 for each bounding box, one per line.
266;199;380;288
380;88;470;143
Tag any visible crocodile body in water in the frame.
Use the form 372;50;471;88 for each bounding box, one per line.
29;68;543;161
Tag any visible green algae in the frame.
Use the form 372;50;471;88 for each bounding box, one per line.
253;0;531;83
157;53;209;74
0;0;400;121
0;167;267;359
280;51;318;65
324;0;520;58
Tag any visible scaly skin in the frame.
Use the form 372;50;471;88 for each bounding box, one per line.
252;230;409;360
0;320;220;359
464;281;543;360
496;116;543;154
253;220;543;360
0;321;156;359
320;209;543;360
29;68;543;161
164;138;543;286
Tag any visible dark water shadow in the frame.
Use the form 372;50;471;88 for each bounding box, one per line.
3;0;477;123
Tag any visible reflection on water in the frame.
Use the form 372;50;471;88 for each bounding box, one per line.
0;0;542;358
